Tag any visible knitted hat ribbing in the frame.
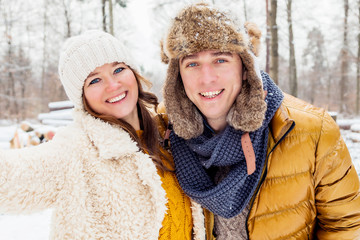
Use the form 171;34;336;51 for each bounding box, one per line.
161;3;267;139
58;30;137;109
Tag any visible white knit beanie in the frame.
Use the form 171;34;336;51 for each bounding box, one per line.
58;30;137;109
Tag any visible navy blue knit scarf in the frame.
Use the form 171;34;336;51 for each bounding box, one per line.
170;72;283;218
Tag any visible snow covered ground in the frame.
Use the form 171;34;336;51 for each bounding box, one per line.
0;118;359;239
342;130;360;175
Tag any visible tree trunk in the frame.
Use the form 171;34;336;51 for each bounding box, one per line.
243;0;248;21
0;5;5;115
7;48;18;117
102;0;107;32
357;0;360;115
270;0;279;84
18;49;27;119
109;0;114;35
327;75;332;106
3;5;18;118
340;0;349;113
62;0;71;38
286;0;297;96
41;0;48;113
265;0;270;73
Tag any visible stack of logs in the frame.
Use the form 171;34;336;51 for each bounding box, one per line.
350;124;360;143
10;122;56;149
10;101;73;149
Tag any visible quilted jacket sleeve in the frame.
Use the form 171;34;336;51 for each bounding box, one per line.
314;111;360;239
0;133;70;214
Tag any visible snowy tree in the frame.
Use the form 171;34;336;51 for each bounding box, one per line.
302;28;327;104
286;0;297;97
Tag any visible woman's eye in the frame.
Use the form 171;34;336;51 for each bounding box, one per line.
89;78;100;85
114;67;124;74
188;63;197;67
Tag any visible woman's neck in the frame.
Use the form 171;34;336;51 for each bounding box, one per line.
122;110;141;131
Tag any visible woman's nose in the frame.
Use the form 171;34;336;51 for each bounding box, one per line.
105;76;120;91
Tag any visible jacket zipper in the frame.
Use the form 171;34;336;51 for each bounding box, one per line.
245;122;295;239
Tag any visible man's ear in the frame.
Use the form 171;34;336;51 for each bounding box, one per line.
242;69;247;81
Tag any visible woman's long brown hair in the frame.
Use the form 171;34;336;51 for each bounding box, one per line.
83;66;170;171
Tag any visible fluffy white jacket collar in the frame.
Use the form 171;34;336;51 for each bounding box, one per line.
72;108;140;159
68;108;205;240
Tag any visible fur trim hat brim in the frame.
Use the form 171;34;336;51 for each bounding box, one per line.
161;3;267;139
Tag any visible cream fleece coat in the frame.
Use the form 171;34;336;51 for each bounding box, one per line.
0;109;205;240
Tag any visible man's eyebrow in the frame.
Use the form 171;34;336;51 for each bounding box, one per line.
211;51;233;57
180;54;198;65
180;52;234;65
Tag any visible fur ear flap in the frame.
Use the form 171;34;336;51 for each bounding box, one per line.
226;78;267;132
226;50;267;132
244;22;261;57
163;59;204;139
160;40;169;64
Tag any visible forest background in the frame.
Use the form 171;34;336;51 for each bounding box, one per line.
1;1;360;238
1;0;359;120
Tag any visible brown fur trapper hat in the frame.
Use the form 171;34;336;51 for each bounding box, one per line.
161;3;267;139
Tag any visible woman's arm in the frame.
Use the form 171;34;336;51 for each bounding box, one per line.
0;132;71;214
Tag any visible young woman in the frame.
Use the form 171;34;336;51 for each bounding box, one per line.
0;30;205;240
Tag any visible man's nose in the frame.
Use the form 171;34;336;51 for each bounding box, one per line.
199;63;217;84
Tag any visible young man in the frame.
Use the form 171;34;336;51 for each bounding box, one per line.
160;3;360;239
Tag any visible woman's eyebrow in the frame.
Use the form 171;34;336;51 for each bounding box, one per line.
87;71;98;79
112;62;122;66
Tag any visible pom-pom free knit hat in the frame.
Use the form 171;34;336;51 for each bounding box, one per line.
161;3;267;139
58;30;137;109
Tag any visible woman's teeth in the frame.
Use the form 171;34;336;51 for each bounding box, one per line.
200;90;222;98
108;93;126;103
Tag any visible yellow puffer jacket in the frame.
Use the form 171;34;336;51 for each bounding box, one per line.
205;94;360;240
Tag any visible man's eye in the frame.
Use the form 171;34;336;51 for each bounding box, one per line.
114;67;124;74
217;59;225;63
89;78;100;85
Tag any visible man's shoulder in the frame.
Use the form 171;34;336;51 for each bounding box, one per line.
278;93;339;138
281;93;329;124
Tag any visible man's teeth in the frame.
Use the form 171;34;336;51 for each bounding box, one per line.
200;90;222;98
108;93;126;103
